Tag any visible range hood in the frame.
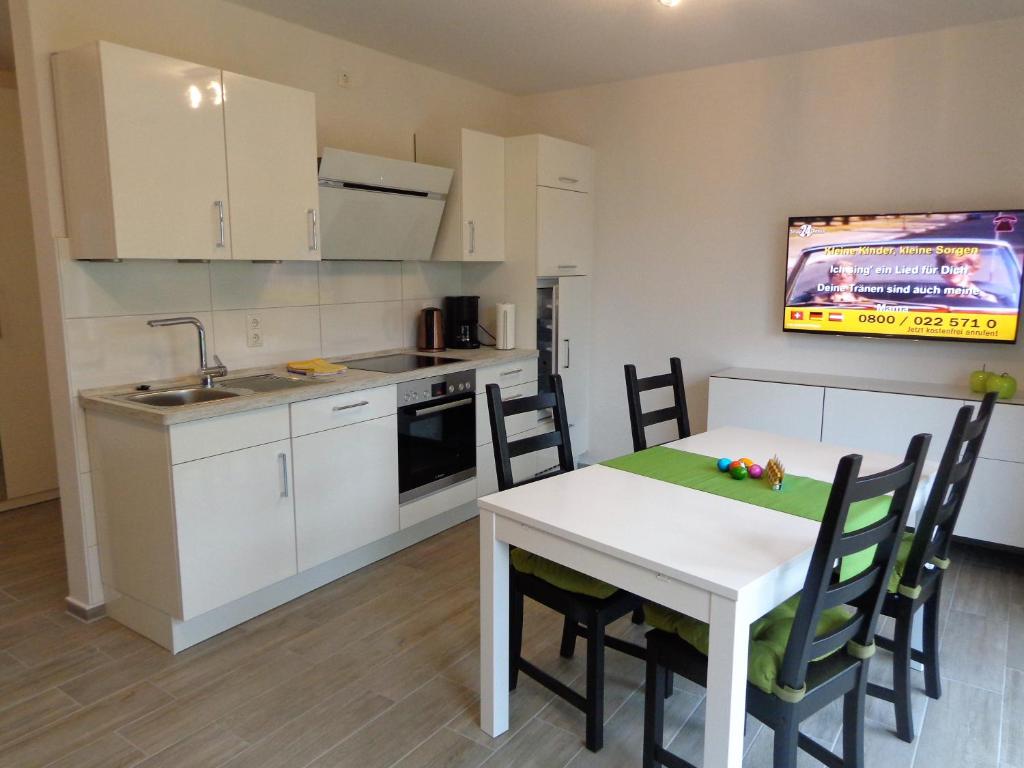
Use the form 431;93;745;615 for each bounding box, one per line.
317;148;453;261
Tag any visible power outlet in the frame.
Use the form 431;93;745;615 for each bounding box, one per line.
246;313;263;348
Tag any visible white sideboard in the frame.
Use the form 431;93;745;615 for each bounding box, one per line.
708;368;1024;550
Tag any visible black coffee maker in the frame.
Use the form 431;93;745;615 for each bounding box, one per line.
444;296;480;349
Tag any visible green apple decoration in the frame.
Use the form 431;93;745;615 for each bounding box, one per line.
969;365;992;393
985;371;1018;399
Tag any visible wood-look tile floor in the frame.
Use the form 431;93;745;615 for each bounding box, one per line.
1;500;1022;767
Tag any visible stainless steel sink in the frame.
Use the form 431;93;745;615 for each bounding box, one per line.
125;387;246;407
121;373;317;407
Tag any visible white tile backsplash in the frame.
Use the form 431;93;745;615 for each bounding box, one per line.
210;261;319;310
65;260;462;404
212;305;322;369
321;301;404;357
62;260;212;319
401;261;462;300
318;260;403;304
66;311;216;390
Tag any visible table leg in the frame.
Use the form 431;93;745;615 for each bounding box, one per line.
704;594;748;768
480;508;510;737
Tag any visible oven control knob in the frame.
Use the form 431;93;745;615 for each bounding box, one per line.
448;384;455;393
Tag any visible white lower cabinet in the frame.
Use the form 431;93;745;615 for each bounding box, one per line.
172;438;297;619
822;389;962;462
708;378;824;442
292;415;399;571
958;458;1024;547
476;441;537;497
708;370;1024;549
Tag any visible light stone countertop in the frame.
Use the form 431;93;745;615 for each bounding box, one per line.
80;347;538;426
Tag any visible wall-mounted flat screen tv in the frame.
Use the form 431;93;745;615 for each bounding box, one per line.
783;210;1024;344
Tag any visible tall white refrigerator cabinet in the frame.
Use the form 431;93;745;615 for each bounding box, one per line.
537;276;590;462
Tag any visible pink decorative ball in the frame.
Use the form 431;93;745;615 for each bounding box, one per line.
748;464;764;479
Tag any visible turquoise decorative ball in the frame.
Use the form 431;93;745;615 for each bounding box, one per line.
717;458;732;472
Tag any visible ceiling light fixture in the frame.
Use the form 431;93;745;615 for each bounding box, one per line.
658;0;682;6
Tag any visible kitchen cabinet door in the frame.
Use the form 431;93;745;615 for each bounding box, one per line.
461;129;505;261
536;135;594;193
537;187;593;276
958;458;1024;548
172;439;297;619
557;276;591;457
222;72;320;261
476;441;538;497
292;415;399;571
53;42;232;261
822;389;962;463
707;378;824;442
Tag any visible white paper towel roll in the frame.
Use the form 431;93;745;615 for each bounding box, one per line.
496;303;516;350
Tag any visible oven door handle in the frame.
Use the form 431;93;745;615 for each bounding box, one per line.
409;397;474;417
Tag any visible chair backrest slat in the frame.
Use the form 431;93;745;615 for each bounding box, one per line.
487;375;575;491
775;433;930;694
508;430;564;458
624;357;691;452
899;392;997;593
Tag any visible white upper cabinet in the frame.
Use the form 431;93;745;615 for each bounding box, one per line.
537;135;593;193
52;42;319;261
222;71;320;261
537;187;594;277
415;127;506;262
54;42;232;262
505;134;595;277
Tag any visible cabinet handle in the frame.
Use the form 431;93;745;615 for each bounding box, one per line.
557;264;578;270
563;339;571;369
499;368;523;377
558;176;579;185
278;453;289;498
468;220;476;255
308;209;319;251
333;400;369;412
215;200;226;248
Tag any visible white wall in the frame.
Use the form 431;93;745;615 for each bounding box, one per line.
0;75;56;502
518;18;1024;460
10;0;519;609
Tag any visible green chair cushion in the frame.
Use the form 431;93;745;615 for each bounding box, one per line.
511;549;618;599
645;595;852;695
887;531;916;594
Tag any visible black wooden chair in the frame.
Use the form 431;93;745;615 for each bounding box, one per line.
624;357;691;452
642;433;930;768
487;375;647;752
867;392;997;742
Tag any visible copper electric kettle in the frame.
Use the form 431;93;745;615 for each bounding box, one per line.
417;307;445;352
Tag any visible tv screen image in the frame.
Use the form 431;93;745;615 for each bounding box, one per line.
783;211;1024;344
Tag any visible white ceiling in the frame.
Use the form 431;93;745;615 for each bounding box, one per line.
226;0;1024;94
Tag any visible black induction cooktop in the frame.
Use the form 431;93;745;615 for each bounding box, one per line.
344;354;462;374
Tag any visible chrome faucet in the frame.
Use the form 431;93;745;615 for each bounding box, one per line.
147;317;228;387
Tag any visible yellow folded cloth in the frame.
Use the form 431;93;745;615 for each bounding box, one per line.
286;358;347;377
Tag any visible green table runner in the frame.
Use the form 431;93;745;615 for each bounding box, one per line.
602;446;891;578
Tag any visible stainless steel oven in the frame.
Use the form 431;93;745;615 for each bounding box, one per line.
397;370;476;504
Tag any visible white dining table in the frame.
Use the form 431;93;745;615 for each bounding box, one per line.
478;426;935;768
